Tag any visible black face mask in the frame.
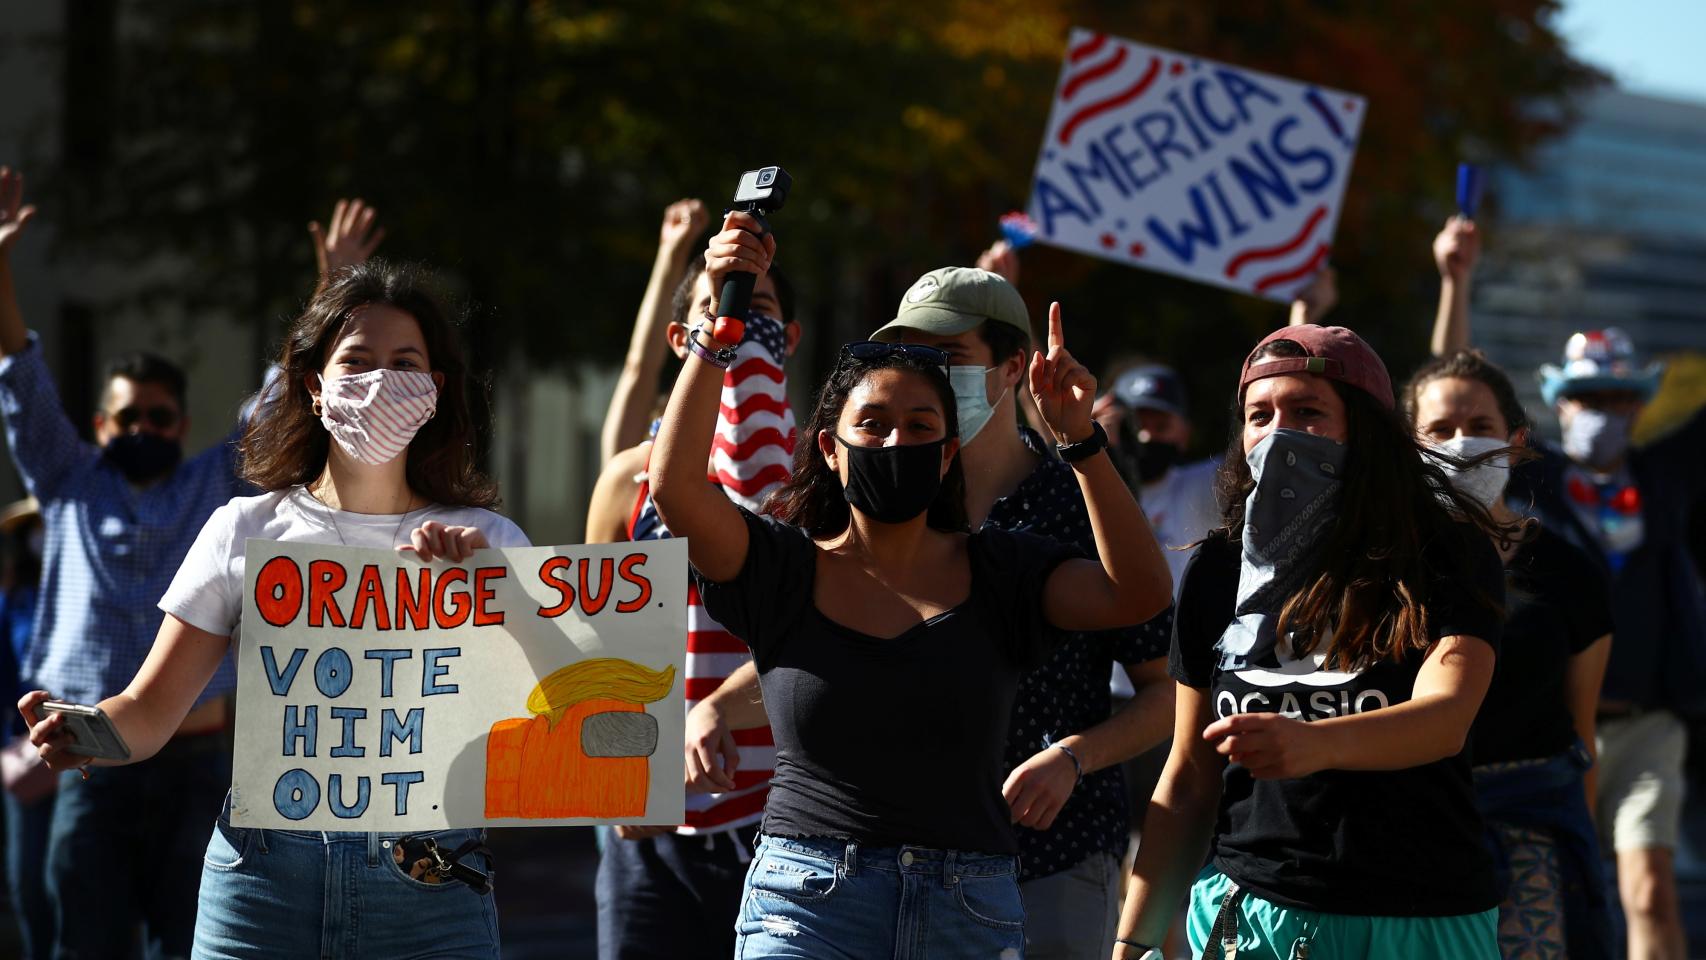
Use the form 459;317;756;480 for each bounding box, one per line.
836;437;945;524
103;432;183;484
1132;440;1180;484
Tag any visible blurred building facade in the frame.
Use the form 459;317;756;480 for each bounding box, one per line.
1473;87;1706;437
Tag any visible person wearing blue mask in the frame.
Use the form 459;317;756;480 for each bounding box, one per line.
1511;328;1698;960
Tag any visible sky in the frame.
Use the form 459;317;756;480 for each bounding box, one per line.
1560;0;1706;104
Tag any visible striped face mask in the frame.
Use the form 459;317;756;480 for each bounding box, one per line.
317;369;439;465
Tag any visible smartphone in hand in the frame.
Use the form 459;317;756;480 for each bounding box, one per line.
40;701;132;762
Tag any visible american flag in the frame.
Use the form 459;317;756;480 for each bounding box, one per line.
711;313;797;512
625;310;793;833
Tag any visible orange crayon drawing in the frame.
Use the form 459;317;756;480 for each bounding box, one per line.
484;658;676;819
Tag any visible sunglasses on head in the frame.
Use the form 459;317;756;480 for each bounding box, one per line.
837;341;950;372
110;405;180;430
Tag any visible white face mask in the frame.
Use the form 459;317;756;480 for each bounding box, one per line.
949;364;1007;442
317;369;440;466
1427;435;1511;510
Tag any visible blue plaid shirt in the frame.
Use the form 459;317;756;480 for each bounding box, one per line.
0;335;244;707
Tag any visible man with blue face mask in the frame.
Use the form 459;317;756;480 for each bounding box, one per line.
1510;326;1702;959
861;266;1176;960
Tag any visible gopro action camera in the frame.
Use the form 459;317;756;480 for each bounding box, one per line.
716;166;792;324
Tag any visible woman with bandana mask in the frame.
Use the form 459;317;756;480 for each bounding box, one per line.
1114;325;1510;960
21;261;529;959
1406;349;1614;959
649;211;1172;958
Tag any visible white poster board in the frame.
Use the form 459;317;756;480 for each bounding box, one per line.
1027;29;1366;302
230;539;687;830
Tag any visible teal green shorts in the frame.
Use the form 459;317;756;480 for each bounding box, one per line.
1186;868;1498;960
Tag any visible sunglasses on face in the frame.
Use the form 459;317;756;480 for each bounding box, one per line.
837;341;950;372
110;405;181;431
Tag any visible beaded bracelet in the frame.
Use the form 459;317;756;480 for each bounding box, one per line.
1052;742;1084;787
687;325;738;369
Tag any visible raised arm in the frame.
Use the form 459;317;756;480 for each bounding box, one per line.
1430;216;1480;356
21;615;230;769
1031;302;1172;630
309;198;386;295
649;211;774;583
601;199;710;464
1113;682;1224;957
1286;264;1337;327
0;167;36;357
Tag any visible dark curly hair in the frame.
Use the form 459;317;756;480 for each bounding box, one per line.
239;259;497;508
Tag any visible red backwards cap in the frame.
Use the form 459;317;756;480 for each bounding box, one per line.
1239;325;1394;410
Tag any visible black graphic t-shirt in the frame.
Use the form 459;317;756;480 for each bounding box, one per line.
1169;527;1505;917
1471;527;1611;765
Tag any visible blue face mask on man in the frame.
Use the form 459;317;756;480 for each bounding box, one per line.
948;365;1008;443
1561;407;1633;472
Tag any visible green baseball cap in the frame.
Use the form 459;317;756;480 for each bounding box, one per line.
870;267;1032;344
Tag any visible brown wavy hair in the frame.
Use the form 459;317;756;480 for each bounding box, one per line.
1211;339;1507;670
763;351;968;538
239;260;498;508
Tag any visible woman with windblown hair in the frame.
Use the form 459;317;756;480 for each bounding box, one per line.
1114;325;1509;960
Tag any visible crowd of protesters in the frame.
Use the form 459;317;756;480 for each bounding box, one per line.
0;157;1700;960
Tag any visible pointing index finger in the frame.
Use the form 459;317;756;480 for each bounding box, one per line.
1047;302;1064;353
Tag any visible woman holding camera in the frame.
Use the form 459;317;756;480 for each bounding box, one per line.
1114;325;1507;959
649;212;1171;957
21;261;528;959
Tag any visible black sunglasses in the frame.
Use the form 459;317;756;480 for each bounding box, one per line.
837;341;950;371
111;405;181;430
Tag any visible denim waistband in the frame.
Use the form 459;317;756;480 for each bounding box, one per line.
217;790;484;844
755;833;1017;879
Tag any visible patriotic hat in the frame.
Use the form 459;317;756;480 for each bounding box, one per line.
1539;328;1663;406
870;267;1032;344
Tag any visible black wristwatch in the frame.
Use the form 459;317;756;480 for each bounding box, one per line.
1055;420;1108;463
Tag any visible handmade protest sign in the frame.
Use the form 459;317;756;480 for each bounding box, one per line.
230;539;687;830
1026;29;1366;302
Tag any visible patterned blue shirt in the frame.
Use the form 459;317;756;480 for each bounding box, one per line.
0;336;244;707
989;428;1173;881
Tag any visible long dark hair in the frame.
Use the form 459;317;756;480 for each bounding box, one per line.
764;353;969;538
240;260;498;508
1402;348;1532;435
1212;339;1505;670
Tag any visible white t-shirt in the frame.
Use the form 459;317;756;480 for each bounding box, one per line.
1141;456;1222;597
159;486;531;647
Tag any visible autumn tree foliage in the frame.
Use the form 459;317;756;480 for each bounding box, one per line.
45;0;1598;446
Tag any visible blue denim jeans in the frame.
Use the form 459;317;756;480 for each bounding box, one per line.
4;786;56;960
596;826;752;960
735;834;1025;959
46;730;231;960
191;797;499;960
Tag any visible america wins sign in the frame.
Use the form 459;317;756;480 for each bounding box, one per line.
1026;30;1366;302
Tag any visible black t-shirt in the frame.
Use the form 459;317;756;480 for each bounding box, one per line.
1471;527;1611;765
1169;527;1505;917
694;507;1079;855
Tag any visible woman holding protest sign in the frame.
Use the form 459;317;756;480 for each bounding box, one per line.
1113;325;1509;960
648;211;1173;957
20;260;528;958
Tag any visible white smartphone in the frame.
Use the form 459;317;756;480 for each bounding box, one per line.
40;701;132;762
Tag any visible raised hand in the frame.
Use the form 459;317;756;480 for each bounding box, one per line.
702;211;776;299
1028;302;1097;445
658;199;708;258
976;240;1020;284
1433;215;1480;284
0;167;37;259
309;198;387;279
1288;263;1338;326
